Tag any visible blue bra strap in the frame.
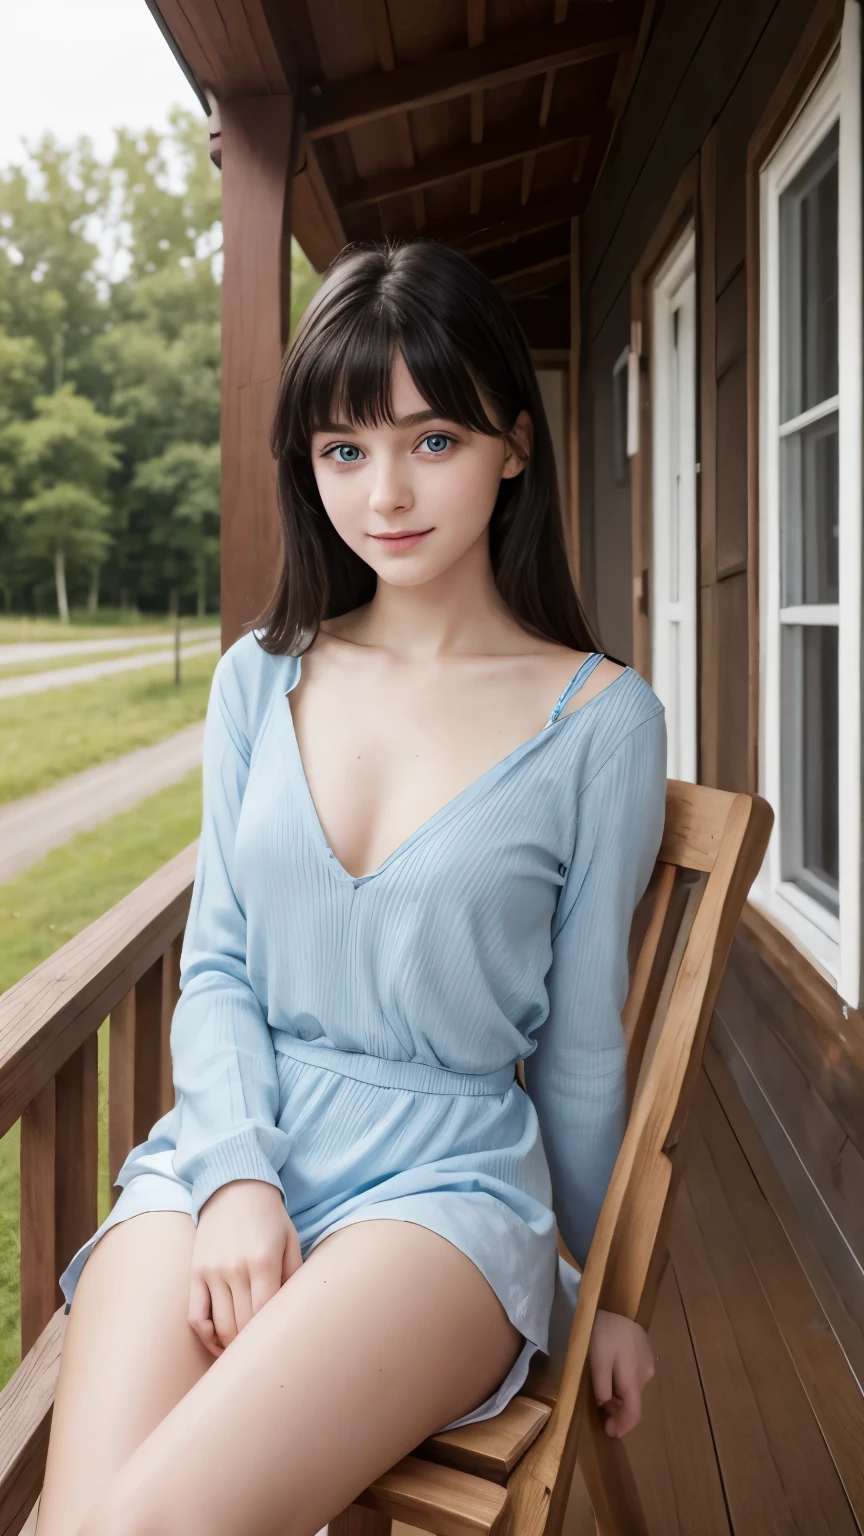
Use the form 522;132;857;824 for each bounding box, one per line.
545;651;605;726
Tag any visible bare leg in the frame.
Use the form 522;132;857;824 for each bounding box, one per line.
37;1213;211;1536
77;1218;525;1536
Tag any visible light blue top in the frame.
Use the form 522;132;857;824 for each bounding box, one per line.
168;629;667;1272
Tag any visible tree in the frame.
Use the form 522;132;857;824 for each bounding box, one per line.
0;135;109;393
131;442;220;616
0;106;324;617
4;385;118;619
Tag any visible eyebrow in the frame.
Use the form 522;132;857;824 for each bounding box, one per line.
315;409;447;433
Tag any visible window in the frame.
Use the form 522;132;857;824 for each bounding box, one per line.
756;4;862;1000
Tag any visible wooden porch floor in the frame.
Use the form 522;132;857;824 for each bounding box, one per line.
559;1036;864;1536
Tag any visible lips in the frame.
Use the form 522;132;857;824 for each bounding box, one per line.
371;529;433;549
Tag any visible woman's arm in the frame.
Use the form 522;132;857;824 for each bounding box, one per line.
523;706;667;1271
170;646;292;1222
524;707;666;1436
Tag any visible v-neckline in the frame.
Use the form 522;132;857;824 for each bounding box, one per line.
282;651;629;889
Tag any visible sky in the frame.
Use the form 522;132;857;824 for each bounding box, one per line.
0;0;205;170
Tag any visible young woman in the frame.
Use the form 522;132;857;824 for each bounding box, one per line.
38;238;664;1536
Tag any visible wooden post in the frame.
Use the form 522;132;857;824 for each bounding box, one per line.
160;937;182;1116
20;1080;57;1353
132;961;165;1146
109;989;136;1205
53;1037;99;1294
220;96;296;651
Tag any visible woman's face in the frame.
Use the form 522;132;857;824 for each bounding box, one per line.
309;349;532;586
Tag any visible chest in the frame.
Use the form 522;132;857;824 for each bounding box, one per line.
283;662;569;883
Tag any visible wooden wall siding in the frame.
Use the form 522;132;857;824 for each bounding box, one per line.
575;285;598;638
582;0;825;344
568;216;581;588
582;285;633;662
710;956;864;1350
583;0;746;339
220;96;295;650
581;0;840;788
714;278;747;576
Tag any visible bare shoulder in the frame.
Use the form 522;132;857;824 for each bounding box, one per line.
555;651;628;719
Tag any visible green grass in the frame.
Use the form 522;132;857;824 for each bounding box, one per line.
0;648;217;804
0;614;217;644
0;770;203;1387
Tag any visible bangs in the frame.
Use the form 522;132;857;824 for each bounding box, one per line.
291;296;506;448
262;239;602;664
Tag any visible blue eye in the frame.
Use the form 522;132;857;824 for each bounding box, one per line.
422;434;452;454
327;443;364;463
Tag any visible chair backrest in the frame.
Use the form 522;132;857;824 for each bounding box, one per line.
510;778;774;1536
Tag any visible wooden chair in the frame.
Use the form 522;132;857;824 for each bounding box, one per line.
5;779;772;1536
327;778;774;1536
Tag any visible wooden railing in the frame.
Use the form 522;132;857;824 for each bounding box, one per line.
0;844;196;1535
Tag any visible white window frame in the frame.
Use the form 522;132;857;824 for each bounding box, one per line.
753;3;862;1002
651;223;698;783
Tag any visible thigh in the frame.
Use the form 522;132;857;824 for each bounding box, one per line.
79;1217;525;1536
38;1212;212;1536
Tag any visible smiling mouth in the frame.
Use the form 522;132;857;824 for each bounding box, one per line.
370;529;433;546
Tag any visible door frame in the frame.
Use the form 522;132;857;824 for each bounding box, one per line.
628;158;699;692
650;222;698;782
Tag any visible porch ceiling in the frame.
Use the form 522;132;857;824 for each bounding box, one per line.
151;0;652;296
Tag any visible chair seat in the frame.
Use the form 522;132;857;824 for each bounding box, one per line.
415;1394;552;1484
354;1452;510;1536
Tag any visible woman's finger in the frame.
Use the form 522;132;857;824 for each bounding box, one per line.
208;1274;239;1350
590;1349;614;1409
610;1372;642;1437
229;1270;255;1335
188;1273;224;1358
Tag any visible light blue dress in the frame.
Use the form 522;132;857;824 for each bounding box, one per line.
60;630;666;1434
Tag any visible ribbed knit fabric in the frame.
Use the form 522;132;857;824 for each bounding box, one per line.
58;629;666;1434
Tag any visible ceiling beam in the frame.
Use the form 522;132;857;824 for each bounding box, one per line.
467;0;486;217
337;112;606;210
493;253;572;287
430;185;586;255
302;6;639;139
473;223;571;281
495;256;572;298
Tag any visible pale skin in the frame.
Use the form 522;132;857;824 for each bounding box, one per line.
37;349;654;1536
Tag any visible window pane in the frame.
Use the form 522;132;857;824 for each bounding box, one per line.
780;409;839;604
779;123;838;422
780;624;839;912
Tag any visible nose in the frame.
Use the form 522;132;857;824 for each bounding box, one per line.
367;455;413;517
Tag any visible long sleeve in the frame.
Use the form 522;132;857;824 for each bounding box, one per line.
170;648;292;1222
523;708;667;1269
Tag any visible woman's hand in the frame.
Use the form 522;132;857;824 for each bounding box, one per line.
189;1179;303;1357
588;1308;655;1438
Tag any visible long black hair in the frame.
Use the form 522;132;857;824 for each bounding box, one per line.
257;237;605;660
